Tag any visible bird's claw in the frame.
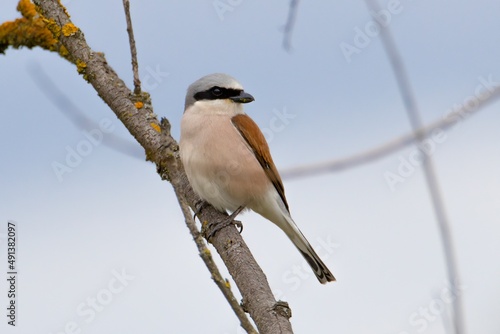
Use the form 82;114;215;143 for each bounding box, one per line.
193;200;209;221
234;220;243;233
203;217;243;241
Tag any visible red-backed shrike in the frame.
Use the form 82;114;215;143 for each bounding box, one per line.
180;73;335;284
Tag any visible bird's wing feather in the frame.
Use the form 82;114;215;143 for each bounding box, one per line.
231;114;289;211
233;114;335;283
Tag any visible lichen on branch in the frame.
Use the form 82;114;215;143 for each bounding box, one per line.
0;0;70;60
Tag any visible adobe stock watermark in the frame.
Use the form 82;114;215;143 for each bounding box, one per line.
51;118;115;183
384;74;499;191
222;235;339;334
384;128;447;191
261;107;297;143
213;0;243;21
141;65;169;91
274;235;339;299
48;268;135;334
395;281;466;334
340;0;405;63
441;74;499;127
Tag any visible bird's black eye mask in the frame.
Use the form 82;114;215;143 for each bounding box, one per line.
194;86;242;101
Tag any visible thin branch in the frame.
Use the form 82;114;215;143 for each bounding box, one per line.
281;84;500;180
364;1;465;334
0;0;68;59
282;0;299;52
27;61;144;159
28;1;292;332
173;181;258;334
122;0;141;94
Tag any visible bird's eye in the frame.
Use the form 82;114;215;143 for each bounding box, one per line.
211;87;223;96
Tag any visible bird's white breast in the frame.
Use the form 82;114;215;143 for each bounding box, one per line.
180;101;272;213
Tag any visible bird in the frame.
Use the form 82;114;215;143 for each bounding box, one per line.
179;73;335;284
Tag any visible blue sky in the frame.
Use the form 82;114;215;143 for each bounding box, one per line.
1;0;500;333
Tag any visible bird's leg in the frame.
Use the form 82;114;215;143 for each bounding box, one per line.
226;206;244;233
204;206;245;241
192;199;209;222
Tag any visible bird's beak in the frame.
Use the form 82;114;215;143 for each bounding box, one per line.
230;91;255;104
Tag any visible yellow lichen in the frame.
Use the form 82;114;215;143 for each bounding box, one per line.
134;101;144;109
76;59;86;74
61;22;78;37
0;1;87;69
203;248;211;256
42;18;60;39
58;44;69;57
0;0;58;54
17;0;38;19
224;279;231;288
150;122;161;133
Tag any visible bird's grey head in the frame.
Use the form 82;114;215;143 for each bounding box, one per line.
184;73;254;110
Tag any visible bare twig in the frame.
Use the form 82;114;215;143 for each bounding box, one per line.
28;62;144;159
281;84;500;180
173;182;258;334
122;0;141;94
27;1;292;332
364;1;465;333
282;0;299;52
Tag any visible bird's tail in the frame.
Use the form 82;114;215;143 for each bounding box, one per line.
280;214;336;284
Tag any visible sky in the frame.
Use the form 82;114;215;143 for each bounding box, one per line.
1;0;500;333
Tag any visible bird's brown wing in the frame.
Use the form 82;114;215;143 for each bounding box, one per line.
231;114;289;211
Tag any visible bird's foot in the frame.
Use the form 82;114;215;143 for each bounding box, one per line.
193;199;209;222
202;219;243;241
203;206;245;241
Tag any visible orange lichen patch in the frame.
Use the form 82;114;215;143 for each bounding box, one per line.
134;101;144;109
17;0;37;19
0;0;57;54
76;59;86;74
61;22;78;37
150;122;161;133
42;18;60;39
59;44;69;57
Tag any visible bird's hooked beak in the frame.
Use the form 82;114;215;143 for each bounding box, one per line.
230;91;255;104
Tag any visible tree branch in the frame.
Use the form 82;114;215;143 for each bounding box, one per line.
364;1;465;333
281;84;500;180
122;0;141;94
282;0;299;52
6;0;295;332
0;0;67;59
28;62;144;159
